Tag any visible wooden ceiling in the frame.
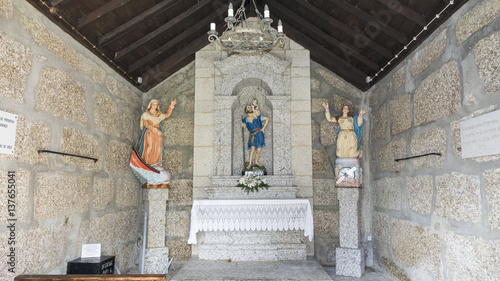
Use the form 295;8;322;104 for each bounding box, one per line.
26;0;468;92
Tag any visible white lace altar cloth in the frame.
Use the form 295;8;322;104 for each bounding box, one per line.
188;199;314;244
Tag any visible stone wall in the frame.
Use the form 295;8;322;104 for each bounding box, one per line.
0;0;143;279
143;63;195;265
369;0;500;280
310;61;372;266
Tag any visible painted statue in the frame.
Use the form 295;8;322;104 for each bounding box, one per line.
252;98;260;117
138;99;176;166
130;99;176;189
241;103;270;171
322;102;366;187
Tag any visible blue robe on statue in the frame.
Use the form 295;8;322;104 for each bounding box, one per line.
243;115;265;150
337;115;363;150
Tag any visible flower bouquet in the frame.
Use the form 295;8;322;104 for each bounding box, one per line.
236;174;270;194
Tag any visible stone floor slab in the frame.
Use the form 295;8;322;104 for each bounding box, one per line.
167;258;394;281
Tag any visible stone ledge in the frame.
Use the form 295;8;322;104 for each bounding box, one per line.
205;186;298;199
210;175;294;187
198;243;306;261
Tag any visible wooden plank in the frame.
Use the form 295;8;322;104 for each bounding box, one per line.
14;275;165;281
139;35;208;91
376;0;427;27
271;0;392;59
50;0;71;7
128;4;229;73
98;0;178;47
77;0;132;30
115;0;213;61
283;24;369;90
329;0;408;44
266;0;379;71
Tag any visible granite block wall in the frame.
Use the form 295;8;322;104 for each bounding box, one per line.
0;0;142;279
369;0;500;280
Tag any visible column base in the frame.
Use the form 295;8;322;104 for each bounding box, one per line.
144;247;169;274
335;247;365;277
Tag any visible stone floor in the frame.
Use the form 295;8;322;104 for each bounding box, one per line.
164;258;394;281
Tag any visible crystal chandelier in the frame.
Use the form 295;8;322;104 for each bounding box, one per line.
208;0;285;54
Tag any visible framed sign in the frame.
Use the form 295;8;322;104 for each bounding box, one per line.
460;110;500;158
0;110;18;155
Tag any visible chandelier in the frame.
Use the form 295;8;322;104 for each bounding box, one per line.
208;0;285;54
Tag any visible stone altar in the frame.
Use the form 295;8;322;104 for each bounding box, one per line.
192;35;313;260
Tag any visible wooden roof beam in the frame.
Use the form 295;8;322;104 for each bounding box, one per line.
98;0;178;47
139;35;209;91
282;24;369;89
266;0;379;71
282;0;392;59
50;0;71;7
115;0;213;61
329;0;408;44
129;4;229;73
77;0;132;30
376;0;427;27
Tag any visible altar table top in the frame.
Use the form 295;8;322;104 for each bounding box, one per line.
188;199;314;244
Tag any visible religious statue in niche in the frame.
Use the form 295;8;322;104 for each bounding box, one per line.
241;99;270;175
322;102;366;188
130;99;176;188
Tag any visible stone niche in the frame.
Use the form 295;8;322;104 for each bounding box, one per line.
212;54;292;178
192;37;312;260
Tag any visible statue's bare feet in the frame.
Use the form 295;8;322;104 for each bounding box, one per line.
254;162;263;167
246;164;252;170
358;150;363;158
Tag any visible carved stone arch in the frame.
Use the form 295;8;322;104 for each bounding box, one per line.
231;78;273;97
214;53;291;97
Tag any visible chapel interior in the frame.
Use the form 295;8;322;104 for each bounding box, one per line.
1;0;500;280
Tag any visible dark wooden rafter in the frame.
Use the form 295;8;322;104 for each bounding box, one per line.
77;0;132;30
376;0;427;27
290;0;393;59
115;0;213;61
329;0;408;44
98;0;179;47
284;23;369;90
140;35;209;91
129;4;230;73
266;0;379;71
50;0;71;7
26;0;469;92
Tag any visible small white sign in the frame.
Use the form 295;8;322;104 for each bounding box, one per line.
460;110;500;158
81;244;101;259
0;110;18;155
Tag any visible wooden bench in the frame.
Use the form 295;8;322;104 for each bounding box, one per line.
14;275;166;281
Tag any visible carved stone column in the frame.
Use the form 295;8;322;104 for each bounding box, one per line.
142;189;169;274
336;188;365;277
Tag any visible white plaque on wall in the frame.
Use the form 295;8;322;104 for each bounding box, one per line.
460;110;500;158
0;110;18;155
81;243;101;258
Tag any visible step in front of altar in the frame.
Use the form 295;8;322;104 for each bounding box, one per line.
207;175;297;199
198;230;307;261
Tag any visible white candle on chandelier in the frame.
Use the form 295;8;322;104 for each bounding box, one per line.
228;3;233;17
210;23;216;31
278;20;283;33
264;5;270;18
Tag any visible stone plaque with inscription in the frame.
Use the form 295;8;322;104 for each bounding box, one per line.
460;110;500;158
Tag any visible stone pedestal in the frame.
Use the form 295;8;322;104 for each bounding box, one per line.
336;188;365;277
142;189;170;273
